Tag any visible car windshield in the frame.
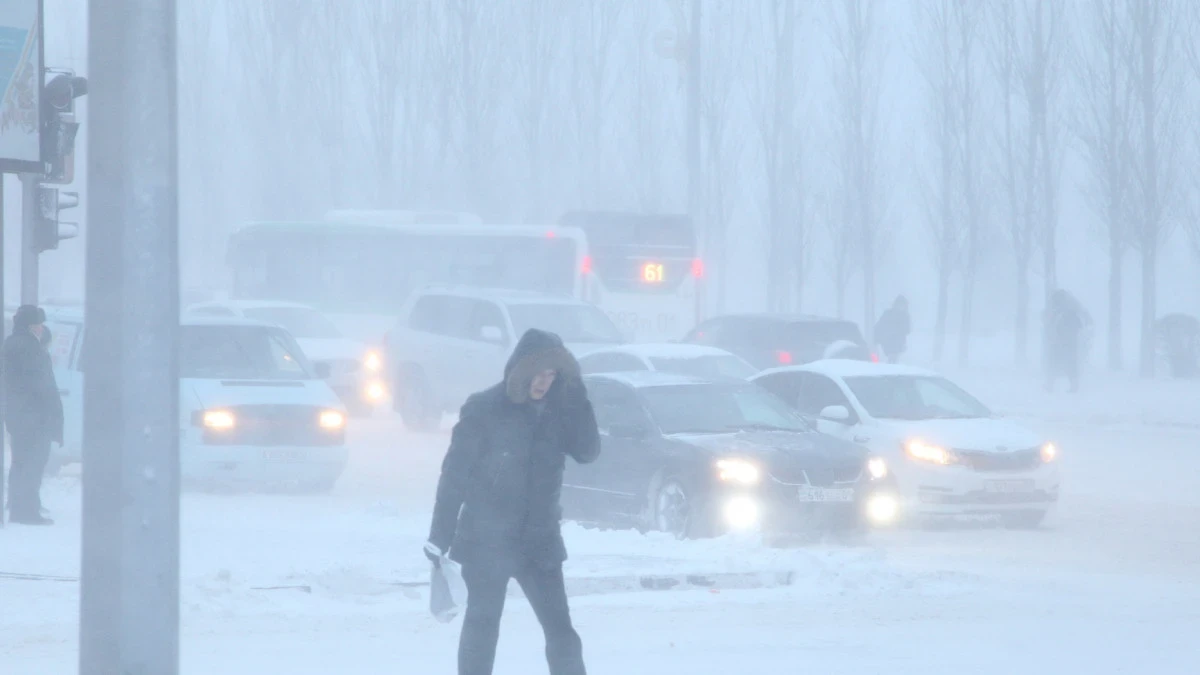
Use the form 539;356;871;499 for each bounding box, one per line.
242;307;342;339
180;325;316;380
649;355;757;380
507;303;624;344
640;383;810;435
844;375;992;420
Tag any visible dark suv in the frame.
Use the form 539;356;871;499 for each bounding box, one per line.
682;314;875;371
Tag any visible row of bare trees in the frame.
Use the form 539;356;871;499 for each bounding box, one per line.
178;0;1200;375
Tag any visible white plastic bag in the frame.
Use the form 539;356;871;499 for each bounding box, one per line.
430;556;467;623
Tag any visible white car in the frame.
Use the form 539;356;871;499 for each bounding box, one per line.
752;360;1061;528
187;300;386;415
386;286;625;431
578;344;757;379
36;308;349;491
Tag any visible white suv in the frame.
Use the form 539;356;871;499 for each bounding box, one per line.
385;287;624;431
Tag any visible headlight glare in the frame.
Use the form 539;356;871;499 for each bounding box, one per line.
1040;442;1058;463
203;410;236;430
715;458;761;485
905;439;954;465
867;457;888;479
365;380;386;401
364;351;383;372
319;410;346;430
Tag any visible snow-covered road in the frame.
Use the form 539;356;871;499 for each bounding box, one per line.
3;392;1199;674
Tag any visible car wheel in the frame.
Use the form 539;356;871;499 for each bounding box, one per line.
652;478;715;539
396;369;440;432
1001;510;1047;530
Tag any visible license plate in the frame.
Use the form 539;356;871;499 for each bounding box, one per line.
262;449;308;463
984;480;1034;493
797;487;855;502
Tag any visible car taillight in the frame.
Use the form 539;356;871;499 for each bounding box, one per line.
870;352;880;363
775;350;793;365
581;255;592;275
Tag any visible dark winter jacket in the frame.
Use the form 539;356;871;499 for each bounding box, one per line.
428;329;601;573
3;310;64;442
874;306;911;358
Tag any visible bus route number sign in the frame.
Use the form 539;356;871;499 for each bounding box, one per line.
641;262;665;284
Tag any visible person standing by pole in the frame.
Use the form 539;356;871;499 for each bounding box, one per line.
424;328;601;675
3;305;62;525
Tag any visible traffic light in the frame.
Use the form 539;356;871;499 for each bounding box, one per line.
34;186;80;252
41;72;88;184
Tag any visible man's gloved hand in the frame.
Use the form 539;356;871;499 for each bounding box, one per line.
423;541;444;568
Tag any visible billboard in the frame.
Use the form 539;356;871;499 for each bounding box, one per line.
0;0;41;173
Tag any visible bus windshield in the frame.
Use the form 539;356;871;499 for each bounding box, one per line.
228;225;578;314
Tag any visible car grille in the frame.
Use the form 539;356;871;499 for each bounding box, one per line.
202;404;343;447
955;447;1040;472
770;463;862;487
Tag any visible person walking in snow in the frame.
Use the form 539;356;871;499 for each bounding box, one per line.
1045;289;1085;392
3;306;63;525
874;295;911;363
424;328;600;675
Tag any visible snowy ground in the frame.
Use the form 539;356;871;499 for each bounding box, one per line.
3;370;1199;674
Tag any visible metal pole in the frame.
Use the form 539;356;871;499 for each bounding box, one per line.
685;0;703;320
20;174;38;304
0;176;6;527
80;0;180;673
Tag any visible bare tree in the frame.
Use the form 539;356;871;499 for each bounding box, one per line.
750;0;805;312
823;192;857;319
1125;0;1186;377
510;0;565;221
913;0;961;362
698;0;748;313
954;2;986;366
1072;0;1134;371
568;0;628;206
453;0;508;216
627;12;672;212
828;0;888;342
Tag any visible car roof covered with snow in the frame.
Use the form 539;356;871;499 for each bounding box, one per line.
181;315;280;329
585;371;745;390
187;299;318;313
755;359;939;380
581;343;742;360
413;285;588;306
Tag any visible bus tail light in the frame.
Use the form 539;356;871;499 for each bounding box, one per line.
870;352;880;363
580;255;592;275
775;350;793;365
692;258;705;278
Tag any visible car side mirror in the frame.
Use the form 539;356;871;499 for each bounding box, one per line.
314;362;332;379
480;325;504;343
819;405;852;423
607;422;648;440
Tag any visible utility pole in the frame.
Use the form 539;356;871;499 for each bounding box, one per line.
0;178;6;527
20;174;38;303
684;0;703;323
80;0;180;673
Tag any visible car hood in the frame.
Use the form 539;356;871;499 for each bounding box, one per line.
295;337;365;362
875;417;1042;452
186;377;343;410
665;429;867;466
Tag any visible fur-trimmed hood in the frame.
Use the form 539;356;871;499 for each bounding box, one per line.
504;329;581;403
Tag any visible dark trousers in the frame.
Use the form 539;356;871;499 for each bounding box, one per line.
8;433;50;519
458;560;585;675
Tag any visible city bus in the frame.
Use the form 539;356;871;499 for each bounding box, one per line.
224;210;701;343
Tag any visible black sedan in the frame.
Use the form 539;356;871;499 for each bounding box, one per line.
563;372;897;539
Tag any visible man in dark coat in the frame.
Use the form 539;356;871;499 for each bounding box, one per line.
874;295;911;363
3;305;63;525
425;328;600;675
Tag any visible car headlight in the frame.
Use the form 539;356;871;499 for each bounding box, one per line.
1040;442;1058;463
202;410;236;430
715;458;761;485
867;457;888;480
365;380;387;401
319;410;346;430
363;350;383;372
905;439;954;465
